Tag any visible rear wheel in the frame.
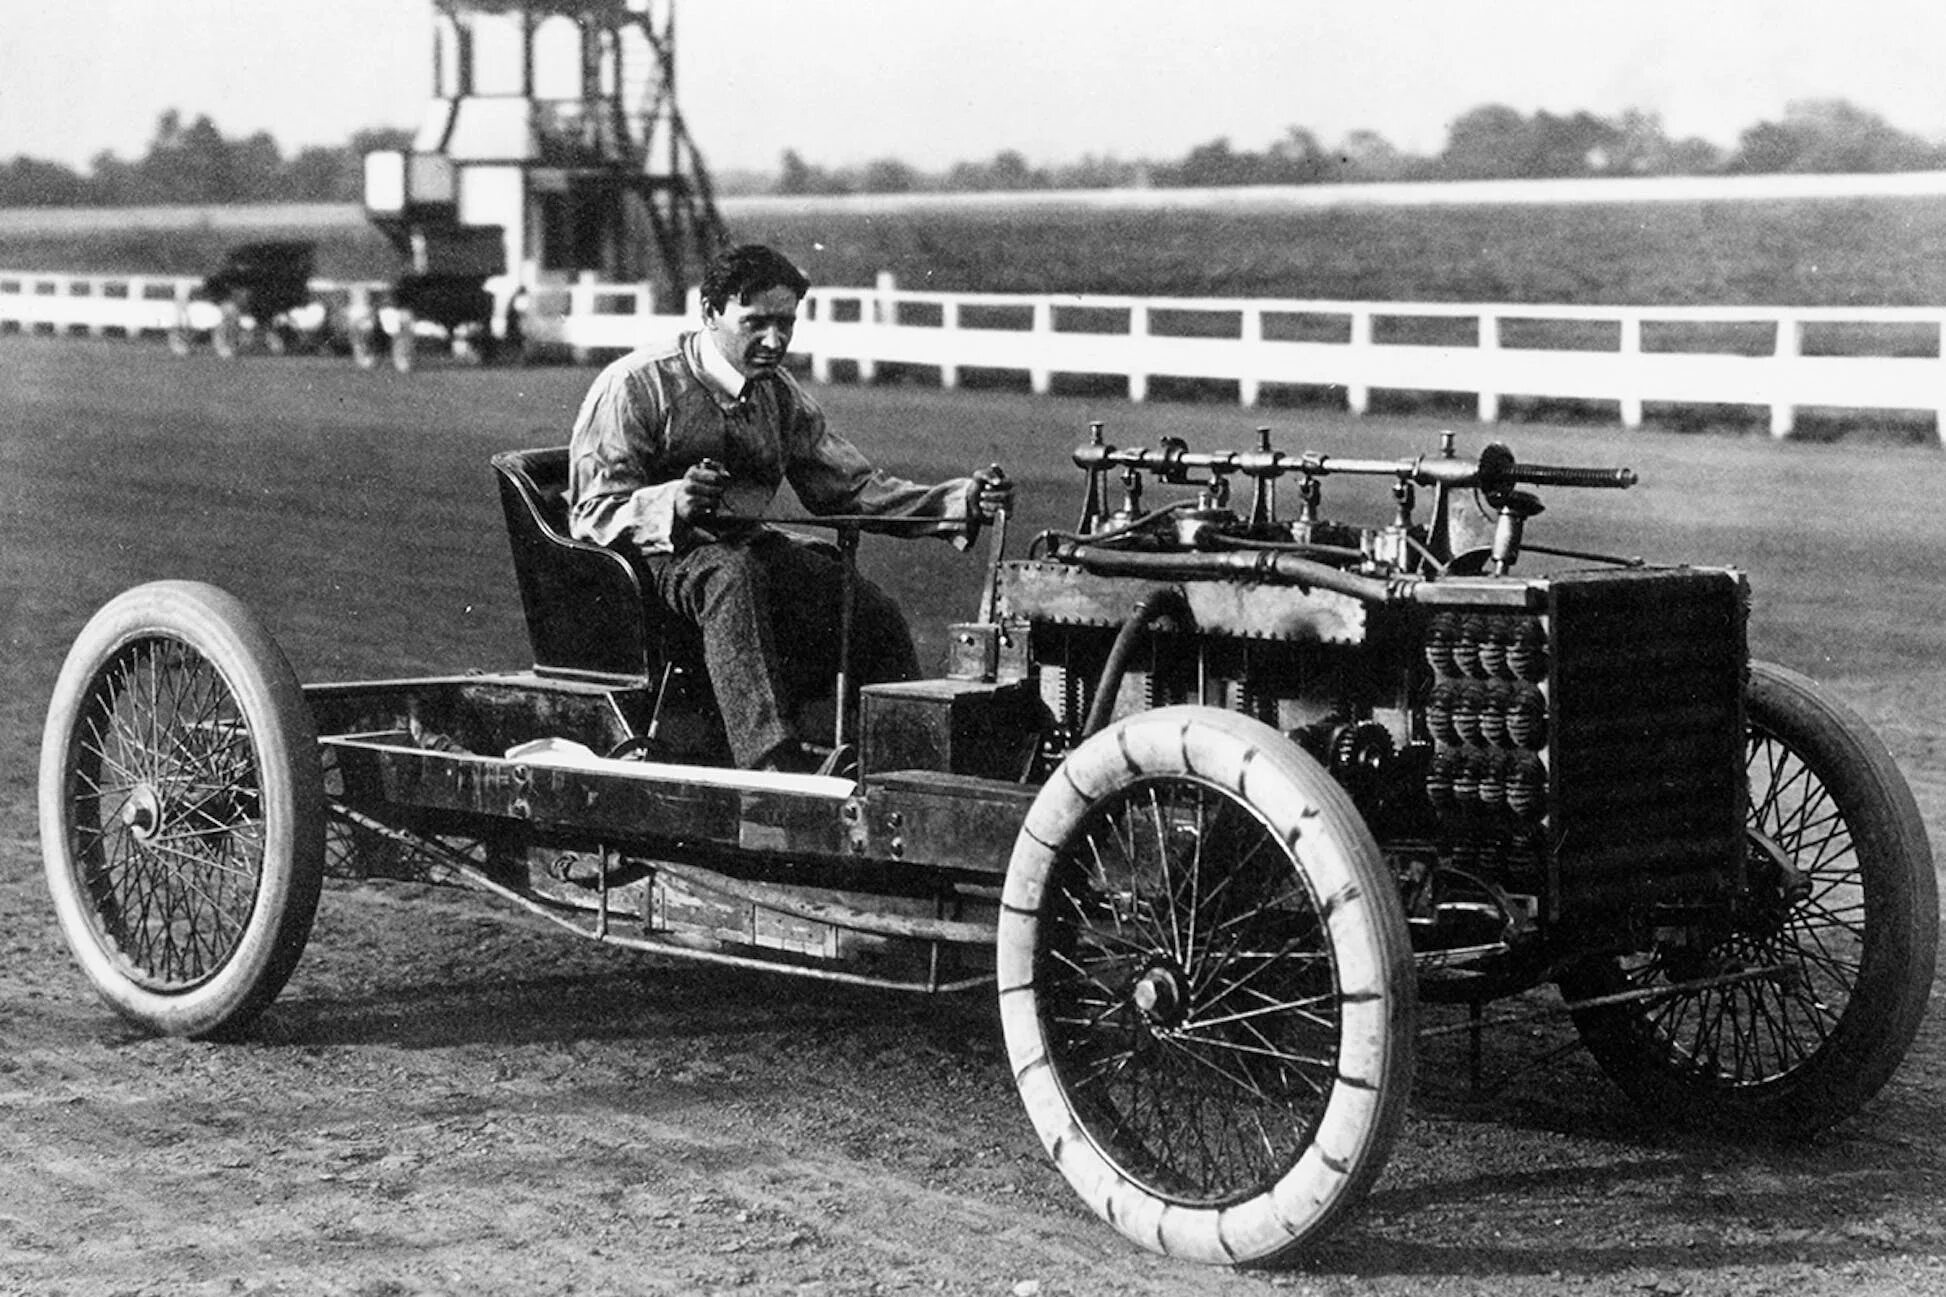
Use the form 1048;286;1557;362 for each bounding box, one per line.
1560;661;1937;1132
166;304;193;356
39;581;324;1038
212;302;241;359
390;309;417;373
999;706;1416;1265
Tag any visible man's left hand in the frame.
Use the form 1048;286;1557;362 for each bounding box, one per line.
972;464;1014;520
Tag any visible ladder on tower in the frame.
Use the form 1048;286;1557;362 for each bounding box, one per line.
615;4;728;307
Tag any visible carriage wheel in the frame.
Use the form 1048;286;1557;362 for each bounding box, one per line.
998;706;1416;1265
349;314;380;370
211;302;242;359
1560;660;1937;1133
166;306;193;357
390;310;417;373
39;581;325;1039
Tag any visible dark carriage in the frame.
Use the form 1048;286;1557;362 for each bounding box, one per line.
167;240;329;358
38;426;1937;1266
348;228;520;373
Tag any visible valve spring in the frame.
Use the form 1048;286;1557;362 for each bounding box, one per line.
1504;686;1546;748
1476;681;1512;747
1426;748;1460;808
1424;612;1459;675
1506;752;1546;818
1473;750;1507;807
1506;619;1548;682
1477;624;1510;679
1451;683;1485;745
1449;615;1486;679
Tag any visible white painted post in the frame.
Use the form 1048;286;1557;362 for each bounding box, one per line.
940;299;960;390
1128;304;1149;403
1240;306;1262;407
570;271;596;365
1770;315;1798;439
1477;312;1500;422
1347;309;1372;415
1619;312;1644;428
1938;317;1946;447
1030;299;1052;396
87;279;108;338
858;271;894;384
803;287;829;382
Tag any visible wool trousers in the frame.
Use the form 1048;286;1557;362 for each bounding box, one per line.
641;529;920;767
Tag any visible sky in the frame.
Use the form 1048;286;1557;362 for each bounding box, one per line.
5;1;1946;176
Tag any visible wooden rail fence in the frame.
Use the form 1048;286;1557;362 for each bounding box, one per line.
9;267;1945;441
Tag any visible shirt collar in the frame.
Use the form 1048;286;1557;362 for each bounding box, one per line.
689;330;748;404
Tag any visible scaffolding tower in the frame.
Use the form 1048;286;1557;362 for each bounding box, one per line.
365;0;729;313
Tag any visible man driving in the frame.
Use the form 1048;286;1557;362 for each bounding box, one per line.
567;243;1012;772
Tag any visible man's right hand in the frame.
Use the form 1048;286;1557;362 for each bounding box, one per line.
673;458;730;523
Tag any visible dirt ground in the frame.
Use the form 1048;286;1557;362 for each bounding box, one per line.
4;338;1946;1296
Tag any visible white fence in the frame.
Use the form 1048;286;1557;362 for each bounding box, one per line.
11;267;1946;440
536;274;1946;440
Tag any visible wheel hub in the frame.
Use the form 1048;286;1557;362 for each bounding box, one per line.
1744;830;1811;931
1131;964;1188;1027
121;785;164;841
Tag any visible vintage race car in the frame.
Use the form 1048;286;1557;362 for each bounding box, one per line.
37;426;1937;1266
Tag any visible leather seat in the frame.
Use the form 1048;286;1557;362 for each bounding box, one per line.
491;447;663;681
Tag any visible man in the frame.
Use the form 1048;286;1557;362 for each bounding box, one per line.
567;243;1013;772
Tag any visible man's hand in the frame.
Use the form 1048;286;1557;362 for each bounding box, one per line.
971;464;1014;520
673;458;730;523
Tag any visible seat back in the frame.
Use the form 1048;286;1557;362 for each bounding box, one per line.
491;447;656;680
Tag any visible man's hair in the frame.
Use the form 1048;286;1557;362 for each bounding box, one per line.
699;244;811;313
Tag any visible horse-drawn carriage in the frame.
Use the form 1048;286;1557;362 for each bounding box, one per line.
167;240;331;358
38;426;1936;1265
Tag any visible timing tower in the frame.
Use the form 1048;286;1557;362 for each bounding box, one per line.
364;0;729;311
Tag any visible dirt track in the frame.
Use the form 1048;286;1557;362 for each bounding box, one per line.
4;337;1945;1296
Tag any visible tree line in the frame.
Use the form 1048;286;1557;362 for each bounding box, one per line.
780;99;1945;194
0;111;410;208
2;98;1940;208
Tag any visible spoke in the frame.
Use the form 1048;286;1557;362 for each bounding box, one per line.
1185;989;1339;1033
1171;1024;1336;1071
1157;1031;1283;1105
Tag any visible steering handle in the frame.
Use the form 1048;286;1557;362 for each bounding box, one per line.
1512;461;1638;489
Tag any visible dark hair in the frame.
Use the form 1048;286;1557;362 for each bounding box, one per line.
699;243;811;313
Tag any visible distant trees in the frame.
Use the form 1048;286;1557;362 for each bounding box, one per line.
765;96;1946;195
1729;99;1944;174
2;96;1942;207
0;111;411;207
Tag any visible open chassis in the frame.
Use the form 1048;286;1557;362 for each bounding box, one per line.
38;427;1938;1267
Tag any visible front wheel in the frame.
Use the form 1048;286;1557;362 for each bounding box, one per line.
1560;661;1937;1133
999;706;1416;1265
39;581;325;1038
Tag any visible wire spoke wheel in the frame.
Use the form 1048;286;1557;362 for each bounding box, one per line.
70;638;266;987
1561;661;1936;1132
1000;707;1414;1266
1042;778;1341;1203
40;582;323;1038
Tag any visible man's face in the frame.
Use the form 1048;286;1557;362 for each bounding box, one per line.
702;284;799;381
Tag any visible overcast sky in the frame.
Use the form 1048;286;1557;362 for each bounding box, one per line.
6;1;1946;175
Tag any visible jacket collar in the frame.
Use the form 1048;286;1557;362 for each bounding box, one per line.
687;330;748;406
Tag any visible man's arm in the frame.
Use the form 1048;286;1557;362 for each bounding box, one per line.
780;385;979;530
566;364;688;552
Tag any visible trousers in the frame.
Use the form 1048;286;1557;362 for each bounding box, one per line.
640;529;920;767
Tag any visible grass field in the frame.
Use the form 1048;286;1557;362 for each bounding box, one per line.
9;192;1946;305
